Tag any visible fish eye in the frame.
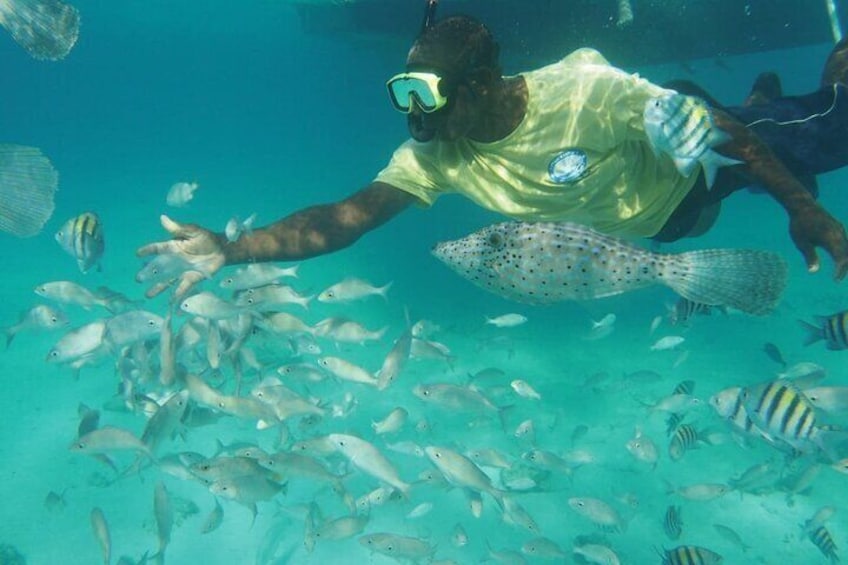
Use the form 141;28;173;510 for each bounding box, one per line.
576;500;585;507
147;320;156;327
224;278;233;285
51;317;58;323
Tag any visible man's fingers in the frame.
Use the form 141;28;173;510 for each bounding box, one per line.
173;271;206;301
160;215;189;237
145;281;173;299
794;239;820;273
136;240;178;257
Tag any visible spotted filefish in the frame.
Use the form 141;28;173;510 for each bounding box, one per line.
644;91;742;188
55;211;105;273
432;222;786;315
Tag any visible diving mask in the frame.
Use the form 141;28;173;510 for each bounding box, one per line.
386;72;449;113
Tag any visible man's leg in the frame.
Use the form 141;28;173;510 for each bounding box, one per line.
744;72;782;106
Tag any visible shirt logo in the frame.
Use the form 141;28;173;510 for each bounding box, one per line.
548;149;588;184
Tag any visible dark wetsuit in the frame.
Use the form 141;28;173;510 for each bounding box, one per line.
653;81;848;242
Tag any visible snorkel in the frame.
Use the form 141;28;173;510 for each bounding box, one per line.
408;0;442;141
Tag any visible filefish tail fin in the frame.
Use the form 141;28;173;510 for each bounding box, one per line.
798;319;825;346
0;0;80;60
702;151;744;189
661;249;787;315
0;144;58;237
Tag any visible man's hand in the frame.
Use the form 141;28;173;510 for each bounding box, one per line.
789;203;848;280
136;215;226;299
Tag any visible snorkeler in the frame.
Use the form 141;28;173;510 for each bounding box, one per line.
136;4;848;298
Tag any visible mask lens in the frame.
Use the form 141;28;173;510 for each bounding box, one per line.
387;73;445;113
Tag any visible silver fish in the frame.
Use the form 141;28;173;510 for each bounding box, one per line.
432;222;786;316
224;212;256;243
90;507;111;565
643;91;742;187
4;304;68;346
219;263;299;290
166;181;198;207
318;277;392;303
55;212;105;273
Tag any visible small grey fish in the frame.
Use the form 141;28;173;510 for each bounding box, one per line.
90;507;111;565
432;222;786;316
762;342;787;367
4;304;68;346
643;91;742;187
55;212;105;273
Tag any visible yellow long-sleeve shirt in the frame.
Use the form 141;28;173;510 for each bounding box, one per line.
374;48;697;237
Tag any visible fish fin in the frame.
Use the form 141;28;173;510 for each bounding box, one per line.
661;249;787;316
673;156;699;177
0;0;79;60
0;145;58;236
798;319;825;346
701;151;744;188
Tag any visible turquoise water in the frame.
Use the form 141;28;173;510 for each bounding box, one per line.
2;2;848;564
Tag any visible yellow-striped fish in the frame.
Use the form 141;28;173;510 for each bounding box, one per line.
808;525;839;563
55;212;104;273
644;92;742;188
742;380;818;451
800;311;848;350
659;545;723;565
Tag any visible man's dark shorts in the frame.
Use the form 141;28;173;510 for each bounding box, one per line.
653;82;848;242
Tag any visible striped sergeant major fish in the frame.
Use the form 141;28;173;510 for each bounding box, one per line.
658;545;723;565
643;91;742;188
808;525;839;563
709;387;761;438
741;380;830;454
663;505;683;540
55;211;105;273
668;424;702;461
667;298;726;326
800;311;848;350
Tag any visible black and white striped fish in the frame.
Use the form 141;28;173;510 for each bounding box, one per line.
644;91;742;188
667;297;726;326
742;380;819;452
55;211;104;273
663;505;683;540
808;525;839;563
800;311;848;350
668;424;702;461
432;222;786;315
659;545;723;565
709;387;760;438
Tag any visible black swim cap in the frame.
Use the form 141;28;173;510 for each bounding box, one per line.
407;15;500;81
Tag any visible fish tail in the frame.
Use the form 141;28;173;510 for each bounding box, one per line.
799;319;825;346
702;150;744;188
0;145;58;236
659;249;787;315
